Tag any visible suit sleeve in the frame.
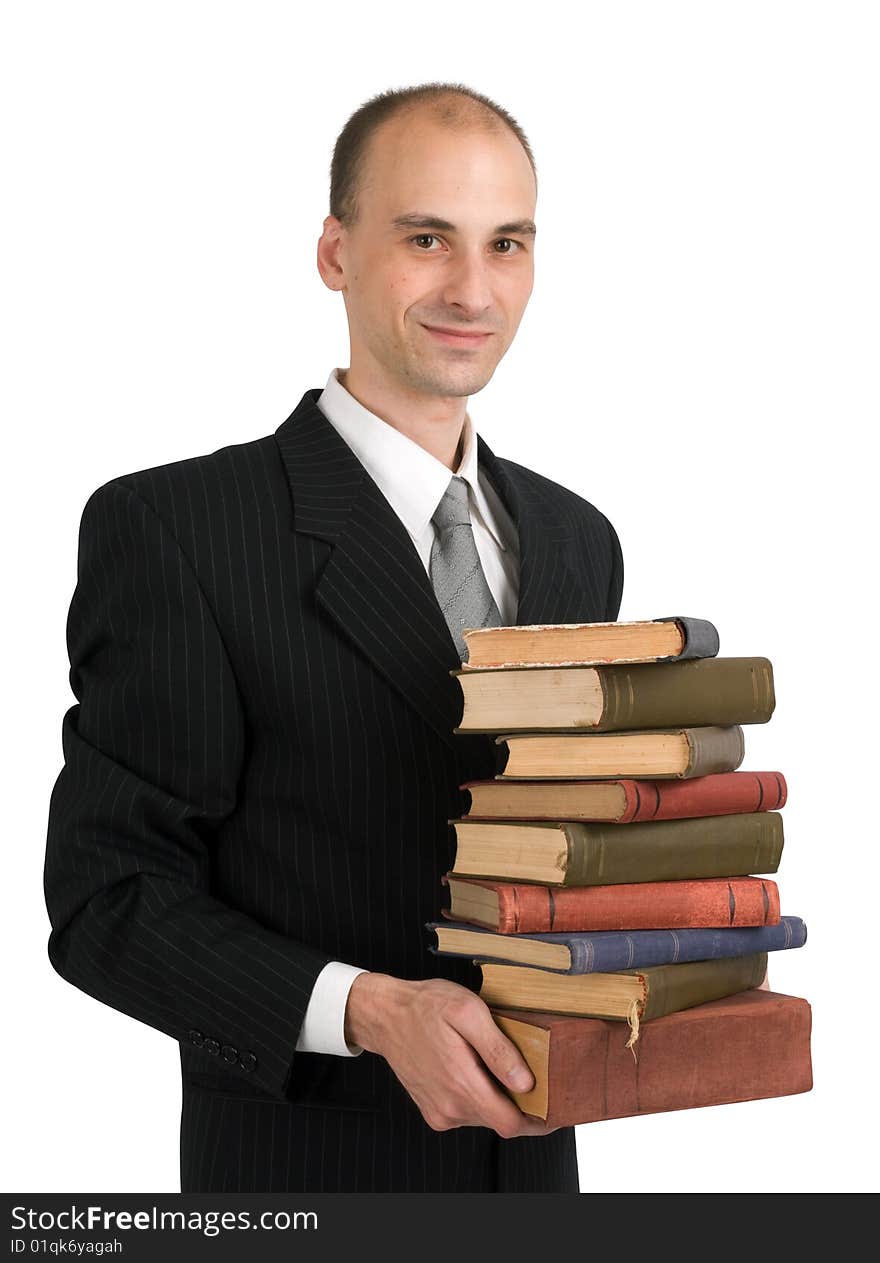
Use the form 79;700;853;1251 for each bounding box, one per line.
604;514;624;620
43;479;334;1101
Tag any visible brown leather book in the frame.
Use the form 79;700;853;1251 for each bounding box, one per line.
441;874;781;933
452;656;775;733
492;990;812;1127
449;811;784;886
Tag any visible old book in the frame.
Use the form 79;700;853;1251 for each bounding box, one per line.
452;656;775;733
459;770;788;823
496;725;745;780
491;990;813;1126
478;953;768;1045
460;615;719;670
426;915;806;973
440;874;781;933
449;811;784;886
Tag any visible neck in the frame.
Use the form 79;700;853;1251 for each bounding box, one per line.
339;365;468;471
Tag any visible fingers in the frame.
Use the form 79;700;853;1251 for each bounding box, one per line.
403;1030;539;1138
381;980;556;1139
441;1025;547;1140
448;996;535;1094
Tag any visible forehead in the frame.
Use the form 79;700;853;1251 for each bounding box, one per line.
358;113;536;222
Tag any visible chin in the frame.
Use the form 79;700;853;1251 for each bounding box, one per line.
411;361;498;399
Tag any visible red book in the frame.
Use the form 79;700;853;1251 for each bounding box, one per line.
492;989;813;1127
441;873;781;933
459;770;787;823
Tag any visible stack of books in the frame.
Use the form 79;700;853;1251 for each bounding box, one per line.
427;616;812;1129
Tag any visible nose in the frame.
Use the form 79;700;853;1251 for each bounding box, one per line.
440;248;493;318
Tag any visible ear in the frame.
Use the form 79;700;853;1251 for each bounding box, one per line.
317;215;347;292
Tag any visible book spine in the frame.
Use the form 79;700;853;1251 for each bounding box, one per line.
615;779;654;823
619;770;787;821
494;884;552;934
683;726;745;777
556;876;780;931
599;657;776;731
564;812;784;885
476;916;807;974
653;616;720;661
640;951;768;1021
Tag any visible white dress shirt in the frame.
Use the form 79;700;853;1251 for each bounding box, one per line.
294;367;520;1056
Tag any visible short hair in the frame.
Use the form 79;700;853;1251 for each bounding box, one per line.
329;81;537;226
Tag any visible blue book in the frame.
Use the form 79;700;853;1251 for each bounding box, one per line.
426;916;807;975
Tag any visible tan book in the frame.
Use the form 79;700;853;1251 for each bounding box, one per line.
496;725;745;780
452;656;775;733
460;615;719;670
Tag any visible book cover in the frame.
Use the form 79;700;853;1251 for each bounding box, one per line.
491;989;813;1127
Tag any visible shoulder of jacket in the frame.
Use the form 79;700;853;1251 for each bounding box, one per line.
84;433;279;519
494;454;616;537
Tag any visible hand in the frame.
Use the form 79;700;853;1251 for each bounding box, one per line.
344;972;558;1139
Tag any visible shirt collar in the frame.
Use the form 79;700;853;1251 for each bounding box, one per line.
316;367;508;549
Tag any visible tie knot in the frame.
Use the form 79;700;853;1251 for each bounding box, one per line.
432;476;472;534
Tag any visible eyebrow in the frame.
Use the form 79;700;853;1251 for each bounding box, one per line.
390;212;537;237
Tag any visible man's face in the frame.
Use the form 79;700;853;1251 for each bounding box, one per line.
322;112;537;401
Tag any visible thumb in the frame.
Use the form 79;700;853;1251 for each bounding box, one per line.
453;1002;535;1093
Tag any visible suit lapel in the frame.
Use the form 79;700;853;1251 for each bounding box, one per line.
274;389;586;750
475;436;592;627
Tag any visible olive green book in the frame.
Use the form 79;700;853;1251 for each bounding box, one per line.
477;952;768;1046
452;655;775;733
449;811;784;886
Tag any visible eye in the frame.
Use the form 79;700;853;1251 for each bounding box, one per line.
494;238;522;254
411;234;443;250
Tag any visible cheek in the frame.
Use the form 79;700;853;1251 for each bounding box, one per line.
505;275;534;320
377;273;413;311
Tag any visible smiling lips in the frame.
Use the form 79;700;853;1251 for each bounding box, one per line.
422;324;493;347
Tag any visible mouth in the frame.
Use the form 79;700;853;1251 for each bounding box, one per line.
421;324;494;348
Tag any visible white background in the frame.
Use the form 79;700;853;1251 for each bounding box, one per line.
2;0;877;1194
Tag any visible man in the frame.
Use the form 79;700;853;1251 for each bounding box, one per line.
44;82;623;1193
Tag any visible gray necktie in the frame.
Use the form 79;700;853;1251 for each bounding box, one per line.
430;475;503;659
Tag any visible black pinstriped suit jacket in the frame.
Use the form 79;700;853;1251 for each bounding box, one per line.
44;387;623;1193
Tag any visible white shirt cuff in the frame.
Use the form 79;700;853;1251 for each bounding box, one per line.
295;961;369;1056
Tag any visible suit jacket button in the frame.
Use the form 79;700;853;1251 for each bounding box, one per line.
239;1051;258;1072
188;1029;204;1047
221;1044;238;1063
203;1038;220;1056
